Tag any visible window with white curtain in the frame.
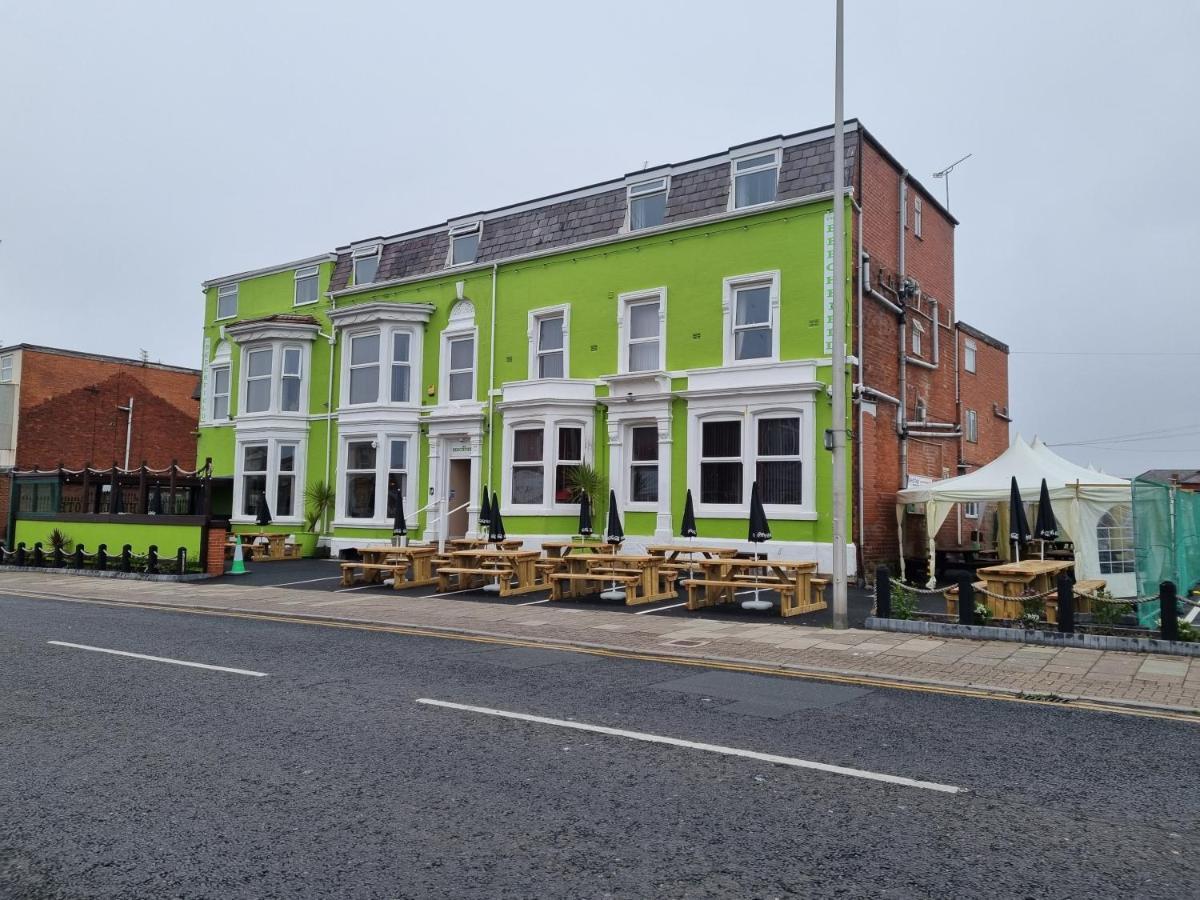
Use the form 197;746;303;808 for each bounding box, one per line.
732;283;773;361
963;501;980;519
390;332;411;403
535;313;565;378
731;151;779;209
216;284;238;319
276;444;297;517
294;266;319;306
756;417;802;505
964;339;977;374
348;333;380;405
211;366;230;420
626;298;661;372
446;336;475;401
345;441;377;519
700;420;742;505
628;177;667;230
511;427;544;505
280;347;302;412
966;409;978;443
352;246;380;285
629;425;659;503
244;348;273;413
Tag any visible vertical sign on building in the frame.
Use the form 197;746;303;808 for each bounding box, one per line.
198;337;211;424
823;211;835;355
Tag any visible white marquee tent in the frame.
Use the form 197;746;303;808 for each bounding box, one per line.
896;435;1136;596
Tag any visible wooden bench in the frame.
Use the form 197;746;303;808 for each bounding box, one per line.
549;572;639;602
340;561;409;589
787;577;829;617
436;566;513;592
1073;579;1106;597
681;578;794;611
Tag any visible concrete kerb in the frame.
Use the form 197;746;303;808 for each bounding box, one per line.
0;564;213;583
13;587;1196;719
866;616;1200;659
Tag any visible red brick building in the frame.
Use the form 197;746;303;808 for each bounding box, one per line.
0;345;200;541
851;129;1010;577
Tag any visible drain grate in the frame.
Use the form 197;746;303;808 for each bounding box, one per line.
661;638;711;648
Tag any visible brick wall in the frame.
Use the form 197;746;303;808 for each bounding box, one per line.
853;134;1009;577
205;524;227;576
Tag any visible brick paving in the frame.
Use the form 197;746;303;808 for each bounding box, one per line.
3;570;1200;715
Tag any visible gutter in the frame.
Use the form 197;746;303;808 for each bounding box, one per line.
320;294;338;534
486;263;499;524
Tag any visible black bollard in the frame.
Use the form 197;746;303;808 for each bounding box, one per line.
119;544;132;573
958;574;976;626
33;542;45;567
1160;581;1179;642
16;542;27;567
52;545;64;567
176;547;188;576
146;545;159;575
1057;573;1075;634
73;545;85;569
875;565;892;618
96;543;108;571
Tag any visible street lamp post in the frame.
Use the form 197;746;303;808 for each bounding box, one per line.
830;0;849;629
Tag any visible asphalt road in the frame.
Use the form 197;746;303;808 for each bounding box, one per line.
2;592;1197;899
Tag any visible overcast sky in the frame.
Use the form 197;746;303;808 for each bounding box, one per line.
2;1;1197;475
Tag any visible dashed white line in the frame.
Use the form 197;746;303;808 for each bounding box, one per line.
416;698;961;794
517;598;552;606
47;641;268;677
271;576;343;587
635;601;687;615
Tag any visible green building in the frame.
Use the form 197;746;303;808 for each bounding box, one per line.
197;123;922;571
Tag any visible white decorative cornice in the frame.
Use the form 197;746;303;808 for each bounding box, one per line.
327;301;435;329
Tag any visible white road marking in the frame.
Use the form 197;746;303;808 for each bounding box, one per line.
271;576;342;587
48;641;268;677
334;584;380;593
635;601;687;615
423;587;492;600
416;698;961;794
517;598;551;606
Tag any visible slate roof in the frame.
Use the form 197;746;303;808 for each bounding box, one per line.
329;128;860;293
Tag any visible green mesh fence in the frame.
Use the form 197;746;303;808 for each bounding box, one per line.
1133;475;1200;625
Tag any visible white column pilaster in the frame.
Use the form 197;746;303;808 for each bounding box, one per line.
655;415;673;539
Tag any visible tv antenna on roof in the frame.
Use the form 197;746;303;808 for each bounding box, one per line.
932;153;972;210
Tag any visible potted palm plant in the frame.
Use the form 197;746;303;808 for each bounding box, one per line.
302;480;336;558
564;463;606;543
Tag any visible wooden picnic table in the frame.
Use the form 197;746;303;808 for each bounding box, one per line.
448;537;524;551
646;544;739;562
354;544;440;588
540;540;605;559
238;532;289;561
550;552;678;606
683;557;824;617
949;559;1098;623
437;548;547;597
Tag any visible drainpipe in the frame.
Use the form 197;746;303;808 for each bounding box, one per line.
954;321;963;544
487;263;498;496
321;294;338;536
898;171;908;492
854;196;866;582
117;397;134;470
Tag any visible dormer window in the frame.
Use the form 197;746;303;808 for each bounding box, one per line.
731;150;780;209
628;177;667;231
352;245;380;286
449;222;482;266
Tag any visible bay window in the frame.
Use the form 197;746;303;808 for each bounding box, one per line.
241;444;268;516
503;413;591;512
700;420;743;505
629;425;659;503
390;333;411;403
385;439;409;519
511;428;544;505
554;426;582;503
276;444;297;517
335;429;418;526
348;333;380;405
280;347;302;412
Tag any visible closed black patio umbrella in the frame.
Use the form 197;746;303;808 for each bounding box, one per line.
680;489;698;539
578;491;593;537
488;491;506;544
1034;478;1058;560
391;486;407;544
148;485;164;515
478;486;491;529
255;492;272;527
601;489;626;600
743;481;773;610
1009;476;1031;561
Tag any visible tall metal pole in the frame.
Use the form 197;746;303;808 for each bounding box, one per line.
830;0;849;628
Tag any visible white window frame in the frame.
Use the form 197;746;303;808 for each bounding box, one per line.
722;271;781;366
0;354;13;383
501;411;593;515
279;346;303;412
964;338;977;374
687;400;816;521
242;347;274;415
754;415;804;508
211;364;231;422
913;195;923;238
626;422;661;510
729;149;780;211
216;283;238;320
389;330;413;404
626;177;669;232
966;408;978;443
232;433;306;525
352;244;381;286
528;304;570;380
617;288;666;374
334;430;419;528
239;341;309;418
345;330;382;407
963;501;981;519
912;320;924;357
447;221;482;267
441;329;478;404
294;265;320;306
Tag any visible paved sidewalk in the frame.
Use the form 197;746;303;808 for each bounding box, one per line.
3;571;1199;715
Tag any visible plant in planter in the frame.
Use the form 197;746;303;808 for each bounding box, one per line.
1018;590;1043;630
564;463;607;538
304;481;336;536
974;602;993;626
1090;588;1129;627
47;528;73;553
891;582;919;620
1176;622;1198;643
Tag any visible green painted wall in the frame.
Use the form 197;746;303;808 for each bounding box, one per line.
198;198;854;546
12;519;204;559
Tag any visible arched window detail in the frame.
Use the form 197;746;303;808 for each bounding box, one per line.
1097;505;1135;575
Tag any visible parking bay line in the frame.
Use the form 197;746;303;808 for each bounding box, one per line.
416;698;961;794
47;641;268;677
272;576;343;587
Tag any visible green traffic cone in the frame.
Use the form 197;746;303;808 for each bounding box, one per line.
228;539;247;575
